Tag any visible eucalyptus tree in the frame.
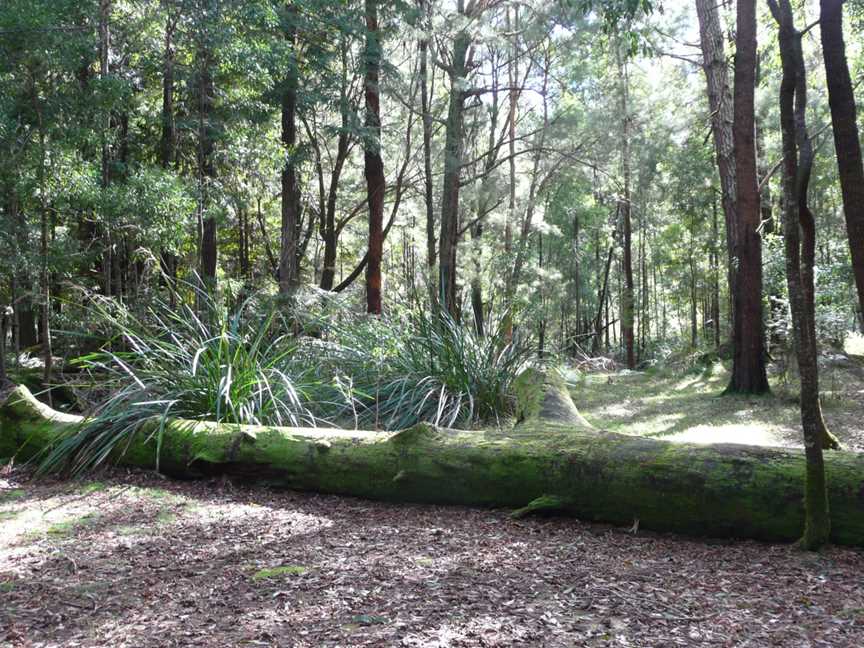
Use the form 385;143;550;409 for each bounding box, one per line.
727;0;769;394
820;0;864;329
695;0;736;333
363;0;385;314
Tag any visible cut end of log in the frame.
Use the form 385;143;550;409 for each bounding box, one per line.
512;368;594;429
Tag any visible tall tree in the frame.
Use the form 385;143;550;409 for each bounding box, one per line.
695;0;737;333
278;6;300;294
769;0;832;550
438;1;473;316
363;0;385;314
727;0;769;394
418;0;437;306
160;1;179;298
820;0;864;329
616;40;635;369
195;3;218;286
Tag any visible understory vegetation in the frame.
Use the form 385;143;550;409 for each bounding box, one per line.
33;281;533;475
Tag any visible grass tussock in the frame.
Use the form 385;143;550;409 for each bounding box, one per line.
35;286;532;476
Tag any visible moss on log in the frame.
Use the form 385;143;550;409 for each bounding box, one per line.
3;385;864;546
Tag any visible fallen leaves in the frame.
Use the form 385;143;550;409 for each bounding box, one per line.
1;466;863;647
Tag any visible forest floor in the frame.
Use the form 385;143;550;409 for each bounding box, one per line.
574;334;864;452
2;467;864;648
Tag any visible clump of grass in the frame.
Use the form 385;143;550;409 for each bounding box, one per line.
36;285;533;476
36;282;344;477
330;308;532;429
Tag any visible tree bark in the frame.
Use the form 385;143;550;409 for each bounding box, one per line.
617;44;635;369
279;10;300;294
820;0;864;326
727;0;769;394
318;40;352;292
363;0;385;315
770;0;834;550
593;211;618;355
160;4;179;303
438;21;470;317
0;308;7;385
695;0;737;336
6;383;864;547
418;0;437;307
197;40;217;285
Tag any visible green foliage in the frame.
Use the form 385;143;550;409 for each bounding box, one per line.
36;282;339;476
35;286;532;474
328;308;532;429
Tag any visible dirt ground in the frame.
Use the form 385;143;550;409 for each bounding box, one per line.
2;467;864;648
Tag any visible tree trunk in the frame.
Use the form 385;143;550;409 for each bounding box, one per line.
197;43;217;285
695;0;737;336
820;0;864;326
0;308;7;385
158;5;179;297
363;0;385;315
470;221;485;336
319;41;352;292
38;129;51;389
770;0;834;550
616;44;635;369
418;0;437;308
727;0;769;394
279;12;300;294
6;383;864;547
438;27;470;317
711;196;721;348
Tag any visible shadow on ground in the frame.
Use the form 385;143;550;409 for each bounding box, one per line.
2;468;864;647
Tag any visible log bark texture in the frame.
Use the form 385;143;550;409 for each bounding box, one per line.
3;385;864;546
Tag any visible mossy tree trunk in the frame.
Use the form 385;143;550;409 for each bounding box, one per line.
4;384;864;547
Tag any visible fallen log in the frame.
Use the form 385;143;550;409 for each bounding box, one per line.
2;384;864;546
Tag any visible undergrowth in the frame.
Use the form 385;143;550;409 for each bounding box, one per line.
35;286;532;475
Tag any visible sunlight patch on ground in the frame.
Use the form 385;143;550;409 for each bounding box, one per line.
188;501;333;532
597;402;636;418
660;423;793;448
846;332;864;357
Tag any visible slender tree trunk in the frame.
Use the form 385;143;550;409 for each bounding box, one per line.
470;221;484;336
696;0;737;333
593;209;619;355
511;48;551;291
617;44;635;369
159;4;179;302
438;21;470;317
279;11;300;294
712;196;721;348
363;0;385;315
728;0;769;394
0;305;7;385
38;129;51;388
8;192;37;350
770;0;832;550
319;41;352;292
418;0;436;308
820;0;864;327
99;0;113;297
506;6;518;262
197;40;217;285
